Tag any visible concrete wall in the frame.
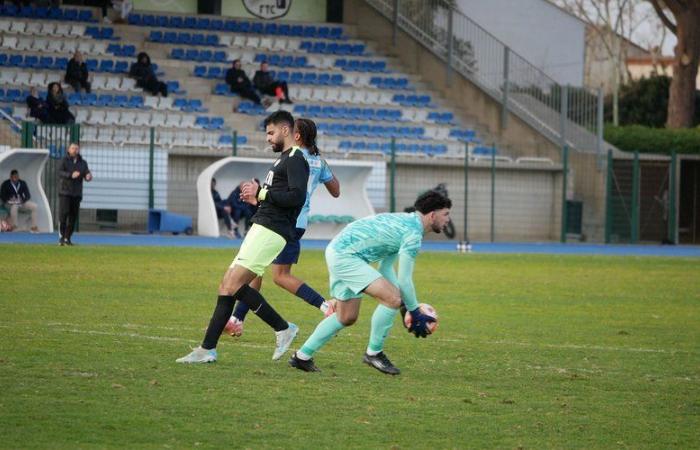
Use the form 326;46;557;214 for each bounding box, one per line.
456;0;586;86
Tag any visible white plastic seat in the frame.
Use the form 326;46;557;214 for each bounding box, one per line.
91;41;108;56
413;109;428;122
232;35;246;48
156;130;175;146
77;41;93;55
39;22;56;36
180;115;195;129
351;90;367;104
81;126;98;142
104;110;121;126
297;87;313;101
74;109;89;123
150;112;167;127
69;24;85;38
173;130;190;147
157;96;174;110
0;19;11;33
14;71;31;86
54;24;71;37
0;70;15;85
126;127;146;144
377;92;393;105
105;76;122;91
218;34;233;47
86;110;106;126
23;22;42;36
259;37;273;50
240;51;255;64
133;111;151;126
46;39;64;54
31;37;49;52
16;37;33;51
272;38;287;52
144;96;159;109
119;111;137;125
62;40;78;54
311;88;326;102
91;75;107;90
120;77;137;92
164;112;182;128
0;35;17;50
13;105;28;119
338;89;353;104
245;36;260;48
10;20;25;34
28;72;46;87
98;127;114;142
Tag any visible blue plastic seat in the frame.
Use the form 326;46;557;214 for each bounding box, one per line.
293;105;307;114
7;55;22;67
290;25;303;36
299;41;312;52
317;73;330;85
166;81;182;94
214;83;230;96
63;9;78;21
6;89;22;103
330;74;343;85
100;28;114;40
294;56;307;68
183;17;196;29
351;44;366;55
210;19;223;30
55;57;69;70
121;45;136;57
78;10;92;22
205;34;218;46
24;55;38;68
191;33;205;46
223;20;237;32
268;54;281;66
113;95;129;108
169;16;183;28
317;27;330;39
237;21;250;33
197;18;210;29
338;44;352;55
178;33;192;45
171;48;185;59
0;54;7;67
218;135;233;145
303;73;317;84
35;6;48;18
339;140;352;150
188;99;205;112
307;105;321;116
149;30;163;42
195;116;209;128
128;96;144;108
352;141;366;150
206;66;222;79
264;23;278;35
161;31;177;44
128;13;141;25
326;43;339;55
193;66;206;77
155;15;168;27
98;60;114;72
96;94;113;107
276;71;290;82
303;26;317;37
142;15;155;26
173;98;188;109
198;50;212;62
278;24;291;35
107;43;120;54
280;55;293;67
114;61;128;73
67;92;82;106
348;60;361;71
290;72;303;83
334;59;347;69
213;51;226;63
250;22;263;34
311;42;326;53
2;4;18;16
184;49;199;61
208;117;224;130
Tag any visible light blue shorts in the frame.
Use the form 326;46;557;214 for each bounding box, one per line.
325;246;382;301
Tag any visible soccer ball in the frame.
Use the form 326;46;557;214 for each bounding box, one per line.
403;303;439;334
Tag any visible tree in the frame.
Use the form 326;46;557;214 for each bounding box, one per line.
551;0;662;126
650;0;700;128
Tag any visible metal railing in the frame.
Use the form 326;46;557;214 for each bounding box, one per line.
366;0;603;154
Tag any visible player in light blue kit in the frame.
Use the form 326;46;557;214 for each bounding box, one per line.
224;118;340;337
289;191;452;375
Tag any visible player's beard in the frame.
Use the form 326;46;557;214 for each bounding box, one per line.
431;222;443;233
271;138;285;153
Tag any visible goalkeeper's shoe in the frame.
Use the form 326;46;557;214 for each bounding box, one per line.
363;352;400;375
176;346;217;364
223;317;244;337
289;352;320;372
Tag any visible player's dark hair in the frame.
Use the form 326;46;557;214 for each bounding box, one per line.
414;190;452;214
263;110;294;130
10;169;18;176
294;118;320;155
232;59;240;65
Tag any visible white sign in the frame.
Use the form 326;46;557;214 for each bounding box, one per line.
243;0;292;19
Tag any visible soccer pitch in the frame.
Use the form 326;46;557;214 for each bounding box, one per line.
1;244;698;449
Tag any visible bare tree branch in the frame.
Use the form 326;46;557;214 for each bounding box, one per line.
650;0;678;34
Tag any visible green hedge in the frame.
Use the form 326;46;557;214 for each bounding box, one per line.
604;125;700;154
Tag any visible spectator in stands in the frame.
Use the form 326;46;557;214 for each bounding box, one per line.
129;52;168;97
211;177;235;238
46;82;75;125
0;169;38;232
225;181;257;238
26;87;48;123
65;51;91;94
58;142;92;246
225;59;261;106
102;0;133;24
253;61;292;104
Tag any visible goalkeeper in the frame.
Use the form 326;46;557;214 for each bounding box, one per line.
289;190;452;375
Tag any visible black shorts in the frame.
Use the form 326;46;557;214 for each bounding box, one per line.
273;227;306;265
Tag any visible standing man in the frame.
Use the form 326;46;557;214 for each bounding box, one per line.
0;169;39;232
58;142;92;246
289;191;451;375
177;110;309;364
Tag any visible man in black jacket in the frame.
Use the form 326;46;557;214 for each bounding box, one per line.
177;110;308;364
65;50;91;94
225;59;261;105
129;52;167;97
58;142;92;246
0;169;38;232
253;61;292;104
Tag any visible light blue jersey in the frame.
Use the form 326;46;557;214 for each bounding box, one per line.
328;212;424;309
297;147;334;230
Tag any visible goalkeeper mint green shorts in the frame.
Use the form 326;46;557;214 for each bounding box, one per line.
230;224;286;276
325;246;382;301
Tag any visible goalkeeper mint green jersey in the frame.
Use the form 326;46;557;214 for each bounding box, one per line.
330;212;424;261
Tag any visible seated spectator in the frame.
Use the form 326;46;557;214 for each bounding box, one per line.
0;169;38;232
129;52;168;97
211;178;235;238
64;51;91;94
26;87;48;123
225;59;261;106
46;82;75;125
253;61;292;104
101;0;133;24
225;181;257;236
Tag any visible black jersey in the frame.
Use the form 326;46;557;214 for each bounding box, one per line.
252;146;310;242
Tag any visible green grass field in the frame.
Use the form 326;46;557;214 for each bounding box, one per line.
1;244;699;449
